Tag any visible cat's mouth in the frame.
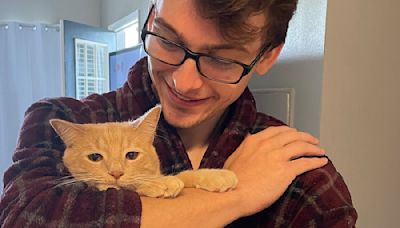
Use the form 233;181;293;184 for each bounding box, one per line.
95;182;122;191
95;179;138;190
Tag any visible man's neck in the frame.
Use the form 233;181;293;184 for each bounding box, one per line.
176;110;226;168
176;114;221;150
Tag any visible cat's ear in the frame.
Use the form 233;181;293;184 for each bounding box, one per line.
49;119;85;146
133;105;162;143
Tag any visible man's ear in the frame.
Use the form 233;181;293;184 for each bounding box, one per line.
255;43;284;76
147;3;157;29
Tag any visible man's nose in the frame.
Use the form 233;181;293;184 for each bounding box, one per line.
172;58;204;94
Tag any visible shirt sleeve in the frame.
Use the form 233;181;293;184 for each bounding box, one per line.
227;113;358;227
0;94;142;227
227;160;358;228
282;160;357;227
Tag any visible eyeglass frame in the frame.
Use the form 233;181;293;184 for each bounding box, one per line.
141;4;273;84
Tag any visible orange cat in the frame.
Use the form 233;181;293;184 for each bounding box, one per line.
50;105;237;198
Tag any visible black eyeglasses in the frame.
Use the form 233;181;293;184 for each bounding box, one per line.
141;4;272;84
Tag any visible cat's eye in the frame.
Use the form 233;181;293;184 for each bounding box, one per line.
88;153;103;162
126;151;139;160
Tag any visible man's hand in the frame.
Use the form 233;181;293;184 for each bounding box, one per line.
224;126;328;216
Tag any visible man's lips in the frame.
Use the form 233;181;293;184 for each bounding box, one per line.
170;88;199;101
166;83;209;106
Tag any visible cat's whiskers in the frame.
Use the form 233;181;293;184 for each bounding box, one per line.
50;174;174;192
50;176;93;189
52;173;109;188
51;175;78;184
121;174;169;189
52;175;74;182
53;179;81;188
125;174;159;181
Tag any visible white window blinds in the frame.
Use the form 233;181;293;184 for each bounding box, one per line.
74;38;109;99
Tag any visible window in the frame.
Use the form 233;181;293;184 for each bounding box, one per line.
109;9;140;51
115;22;139;50
74;38;109;99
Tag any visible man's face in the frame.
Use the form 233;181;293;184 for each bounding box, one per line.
147;0;268;130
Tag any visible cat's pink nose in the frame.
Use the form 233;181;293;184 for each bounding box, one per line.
109;171;124;179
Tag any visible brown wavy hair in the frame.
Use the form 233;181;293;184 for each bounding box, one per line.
193;0;298;49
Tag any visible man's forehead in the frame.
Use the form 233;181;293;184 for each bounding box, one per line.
152;17;250;54
154;0;268;29
153;0;265;52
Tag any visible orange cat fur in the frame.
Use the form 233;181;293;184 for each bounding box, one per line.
50;105;237;198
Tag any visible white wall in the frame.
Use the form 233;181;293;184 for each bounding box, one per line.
249;0;327;137
0;0;102;26
321;0;400;227
101;0;149;29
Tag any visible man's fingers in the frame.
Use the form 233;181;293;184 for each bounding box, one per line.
282;141;325;160
274;131;320;146
256;130;320;152
290;157;329;176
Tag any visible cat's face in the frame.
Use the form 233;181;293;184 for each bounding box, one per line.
50;105;162;190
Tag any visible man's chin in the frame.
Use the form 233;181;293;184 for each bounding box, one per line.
161;104;225;131
163;111;202;129
165;116;199;129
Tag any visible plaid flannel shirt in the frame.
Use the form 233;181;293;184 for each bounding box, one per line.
0;58;357;227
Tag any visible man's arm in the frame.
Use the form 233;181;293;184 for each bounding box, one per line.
288;160;357;227
140;126;329;228
225;160;357;227
141;188;241;228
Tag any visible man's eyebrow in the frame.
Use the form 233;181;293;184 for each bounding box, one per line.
154;17;250;54
204;43;250;55
154;17;182;39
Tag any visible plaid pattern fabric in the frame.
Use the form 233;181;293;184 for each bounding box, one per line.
0;58;357;227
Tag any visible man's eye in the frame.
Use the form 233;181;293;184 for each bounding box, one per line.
159;38;180;50
206;57;236;68
126;151;139;160
88;153;103;162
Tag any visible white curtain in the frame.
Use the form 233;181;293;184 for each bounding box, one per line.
0;22;62;191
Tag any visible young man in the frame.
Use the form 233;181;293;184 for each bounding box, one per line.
0;0;357;227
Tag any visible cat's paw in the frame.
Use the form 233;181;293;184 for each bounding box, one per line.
135;176;184;198
161;176;185;198
178;169;238;192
